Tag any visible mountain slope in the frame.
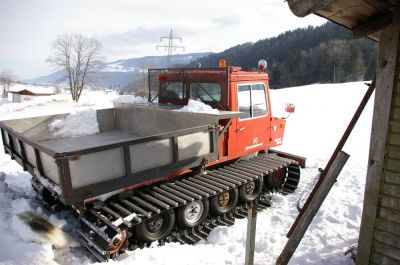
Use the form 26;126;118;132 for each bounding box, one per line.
26;53;209;87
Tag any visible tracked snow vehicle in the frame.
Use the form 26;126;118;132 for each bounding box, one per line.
0;61;305;261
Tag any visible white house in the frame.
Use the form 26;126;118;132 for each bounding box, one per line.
9;85;55;103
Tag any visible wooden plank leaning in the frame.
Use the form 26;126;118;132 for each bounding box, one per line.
276;151;350;265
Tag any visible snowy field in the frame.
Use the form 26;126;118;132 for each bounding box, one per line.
0;81;373;265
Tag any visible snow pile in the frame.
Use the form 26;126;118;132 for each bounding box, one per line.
176;99;219;114
48;109;99;138
76;89;118;107
12;211;70;248
0;170;57;265
112;95;148;105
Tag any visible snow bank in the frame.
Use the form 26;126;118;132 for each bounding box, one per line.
176;99;219;114
112;95;148;105
48;109;99;138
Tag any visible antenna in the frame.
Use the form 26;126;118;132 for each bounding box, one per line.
156;29;185;68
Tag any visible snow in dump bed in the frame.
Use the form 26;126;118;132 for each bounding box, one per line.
0;81;373;265
48;109;99;138
176;99;219;114
112;95;148;105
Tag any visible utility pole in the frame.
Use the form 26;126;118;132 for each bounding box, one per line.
156;29;185;68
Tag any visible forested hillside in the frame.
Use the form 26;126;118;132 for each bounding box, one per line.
192;22;377;88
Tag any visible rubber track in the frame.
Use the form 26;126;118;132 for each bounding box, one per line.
79;153;300;261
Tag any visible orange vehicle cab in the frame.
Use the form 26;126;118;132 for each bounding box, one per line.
154;62;287;169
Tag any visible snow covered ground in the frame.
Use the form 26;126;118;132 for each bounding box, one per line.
0;81;373;265
0;89;118;121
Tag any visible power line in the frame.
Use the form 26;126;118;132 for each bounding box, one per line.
156;29;185;68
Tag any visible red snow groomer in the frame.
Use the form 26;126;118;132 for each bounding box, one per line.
0;60;304;261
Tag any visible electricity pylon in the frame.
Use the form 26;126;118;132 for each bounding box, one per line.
156;29;185;68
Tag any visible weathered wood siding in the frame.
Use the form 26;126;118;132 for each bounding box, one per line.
357;11;400;265
369;61;400;265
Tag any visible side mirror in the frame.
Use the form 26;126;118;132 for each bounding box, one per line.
285;103;295;113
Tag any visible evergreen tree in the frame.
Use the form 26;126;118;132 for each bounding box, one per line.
191;22;377;88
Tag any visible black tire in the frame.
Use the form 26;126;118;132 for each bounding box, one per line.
265;167;287;189
135;209;175;243
239;178;263;202
177;199;209;229
210;188;239;215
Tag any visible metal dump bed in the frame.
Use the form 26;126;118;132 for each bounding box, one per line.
0;104;241;204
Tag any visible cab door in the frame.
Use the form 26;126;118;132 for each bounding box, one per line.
235;82;270;156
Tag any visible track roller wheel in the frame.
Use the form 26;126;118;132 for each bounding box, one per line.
177;199;209;229
239;178;263;202
135;209;175;243
265;167;287;190
210;188;238;215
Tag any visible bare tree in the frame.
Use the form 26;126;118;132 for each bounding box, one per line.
0;69;16;98
47;34;101;102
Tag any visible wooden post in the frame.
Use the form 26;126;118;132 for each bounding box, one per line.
356;10;400;265
245;201;258;265
276;151;350;265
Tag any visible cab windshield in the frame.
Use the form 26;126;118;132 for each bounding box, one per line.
189;82;221;102
160;82;185;99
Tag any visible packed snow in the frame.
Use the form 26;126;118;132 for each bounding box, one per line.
112;95;148;105
48;109;100;138
0;81;373;264
176;99;219;114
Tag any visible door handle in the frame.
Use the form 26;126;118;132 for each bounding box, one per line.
237;127;245;132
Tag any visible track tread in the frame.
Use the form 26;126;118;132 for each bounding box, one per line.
79;153;301;260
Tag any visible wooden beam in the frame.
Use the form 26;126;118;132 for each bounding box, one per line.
352;12;393;38
362;0;394;12
286;0;336;17
276;151;350;265
356;9;400;265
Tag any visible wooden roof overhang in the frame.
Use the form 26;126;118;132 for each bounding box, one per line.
287;0;399;41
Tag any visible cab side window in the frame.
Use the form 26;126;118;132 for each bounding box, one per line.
251;84;268;117
237;83;268;119
237;85;251;119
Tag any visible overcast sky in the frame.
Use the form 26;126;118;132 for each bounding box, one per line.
0;0;326;79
